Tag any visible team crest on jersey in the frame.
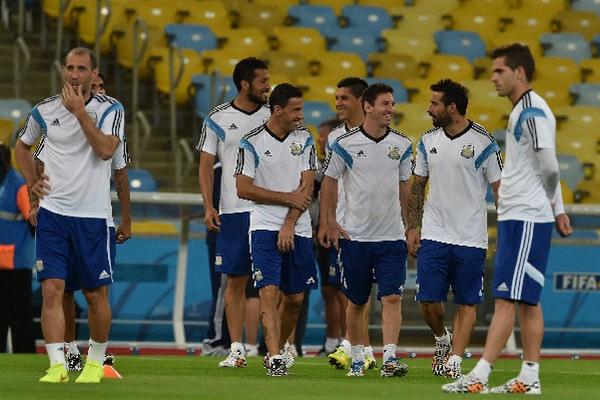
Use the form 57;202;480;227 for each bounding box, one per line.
87;112;98;124
388;145;401;160
290;142;303;156
460;144;475;159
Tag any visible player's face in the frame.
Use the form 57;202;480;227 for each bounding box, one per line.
278;97;304;132
247;68;271;105
365;92;394;127
428;91;452;128
335;87;361;122
91;76;105;95
63;52;97;96
491;56;518;97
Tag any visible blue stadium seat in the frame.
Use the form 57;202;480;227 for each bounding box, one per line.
287;5;338;35
324;27;380;62
572;0;600;15
164;24;217;53
303;101;336;127
340;5;393;36
434;30;486;63
570;83;600;106
365;78;409;103
191;74;236;118
127;169;158;192
540;32;592;63
0;98;32;132
591;33;600;54
557;154;584;191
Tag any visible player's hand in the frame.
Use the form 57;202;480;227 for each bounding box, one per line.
28;206;38;227
61;83;86;115
277;221;295;252
321;222;349;250
116;218;131;243
30;174;50;199
555;213;573;238
204;206;221;232
406;228;421;258
286;181;312;211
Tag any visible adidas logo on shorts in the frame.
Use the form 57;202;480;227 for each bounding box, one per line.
99;270;110;279
497;282;509;292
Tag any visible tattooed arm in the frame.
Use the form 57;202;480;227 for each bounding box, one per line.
406;175;428;258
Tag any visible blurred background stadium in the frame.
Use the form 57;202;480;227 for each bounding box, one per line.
1;0;599;355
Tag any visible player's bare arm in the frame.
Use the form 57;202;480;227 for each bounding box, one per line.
236;174;311;211
406;175;428;258
15;140;49;226
198;151;220;231
62;83;119;160
317;176;348;250
491;180;501;209
278;170;315;252
114;167;131;243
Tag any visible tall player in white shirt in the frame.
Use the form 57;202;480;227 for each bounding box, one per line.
197;58;271;368
320;83;412;378
407;79;502;379
16;47;123;383
235;83;315;376
443;44;572;395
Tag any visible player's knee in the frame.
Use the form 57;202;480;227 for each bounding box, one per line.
381;294;401;307
82;286;108;305
284;293;304;312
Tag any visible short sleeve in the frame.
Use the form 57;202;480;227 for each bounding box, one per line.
302;134;317;172
413;137;429;178
399;143;413;181
323;140;349;180
98;101;125;140
111;138;129;170
19;107;44;146
197;115;222;155
235;138;258;179
481;140;503;184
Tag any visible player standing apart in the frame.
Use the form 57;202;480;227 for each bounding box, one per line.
406;79;502;379
443;43;572;394
320;83;412;378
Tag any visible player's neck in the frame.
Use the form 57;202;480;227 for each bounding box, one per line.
509;83;532;106
444;117;469;137
233;96;259;113
362;119;387;138
345;114;364;130
265;119;290;139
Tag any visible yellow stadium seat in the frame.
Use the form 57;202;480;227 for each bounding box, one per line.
408;0;460;15
268;73;292;88
272;26;327;59
71;0;129;53
560;179;574;204
132;220;178;235
392;103;433;141
296;76;338;108
259;51;309;80
468;105;506;132
463;79;512;116
0;118;14;145
448;10;503;42
421;54;474;82
576;178;600;204
368;52;420;82
556;128;600;167
556;106;600;132
309;0;351;14
112;22;167;78
177;0;231;36
534;56;580;84
234;2;285;35
43;0;78;26
381;30;436;62
254;0;299;11
357;0;405;15
517;0;566;17
123;0;178;28
487;30;544;60
220;28;269;54
461;0;512;14
551;10;600;41
580;59;600;83
404;78;433;104
499;14;553;39
532;80;571;108
312;51;366;78
149;47;204;104
202;48;257;76
394;7;446;35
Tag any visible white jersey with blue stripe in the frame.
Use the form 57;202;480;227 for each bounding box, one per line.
197;101;270;215
325;123;350;227
323;126;413;242
20;93;125;219
414;121;503;249
498;90;556;223
235;124;317;237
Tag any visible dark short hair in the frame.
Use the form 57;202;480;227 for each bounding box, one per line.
430;78;469;115
64;47;98;70
490;43;535;82
337;77;368;99
362;83;394;106
269;83;302;112
233;57;268;91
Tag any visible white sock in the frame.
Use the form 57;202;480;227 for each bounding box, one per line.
446;354;463;367
325;337;338;353
471;358;493;383
383;344;396;362
46;343;66;367
64;341;80;355
351;345;365;363
364;346;374;359
230;341;245;355
245;343;258;352
87;339;108;364
434;327;451;344
340;339;351;355
518;361;539;385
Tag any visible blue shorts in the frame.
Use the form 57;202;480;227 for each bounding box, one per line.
339;239;407;305
215;212;251;276
415;240;486;305
65;227;116;292
327;248;343;287
493;220;553;305
250;230;318;295
36;207;113;290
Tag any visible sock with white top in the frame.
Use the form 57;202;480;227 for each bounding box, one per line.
340;339;352;356
471;358;493;383
325;337;338;354
46;343;66;367
64;341;80;355
87;339;108;365
351;345;365;363
364;345;374;359
383;344;397;362
518;361;540;385
434;327;451;345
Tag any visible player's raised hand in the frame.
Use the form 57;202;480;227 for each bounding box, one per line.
61;83;85;115
204;205;221;232
286;181;312;211
555;213;573;238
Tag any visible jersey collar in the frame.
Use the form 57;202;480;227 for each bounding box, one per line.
265;124;291;142
444;120;472;140
231;100;264;116
360;125;389;143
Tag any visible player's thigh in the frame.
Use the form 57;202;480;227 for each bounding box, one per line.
373;240;407;300
71;216;113;289
216;213;251;276
250;230;282;290
280;235;317;295
339;240;373;306
35;208;70;282
449;244;486;305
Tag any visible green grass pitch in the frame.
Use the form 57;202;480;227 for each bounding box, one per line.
1;354;598;399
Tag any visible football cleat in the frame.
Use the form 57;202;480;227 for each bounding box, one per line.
282;342;295;369
328;347;351;370
365;354;377;370
218;350;247;368
442;372;489;394
490;377;541;395
444;356;462;379
267;356;288;377
103;352;116;366
432;333;452;376
65;352;83;372
347;359;366;377
380;358;408;378
75;359;104;384
39;364;69;383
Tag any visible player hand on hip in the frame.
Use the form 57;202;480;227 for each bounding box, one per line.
278;220;295;252
61;83;86;115
406;228;421;258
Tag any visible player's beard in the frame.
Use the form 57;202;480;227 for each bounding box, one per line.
248;89;268;105
431;113;452;128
